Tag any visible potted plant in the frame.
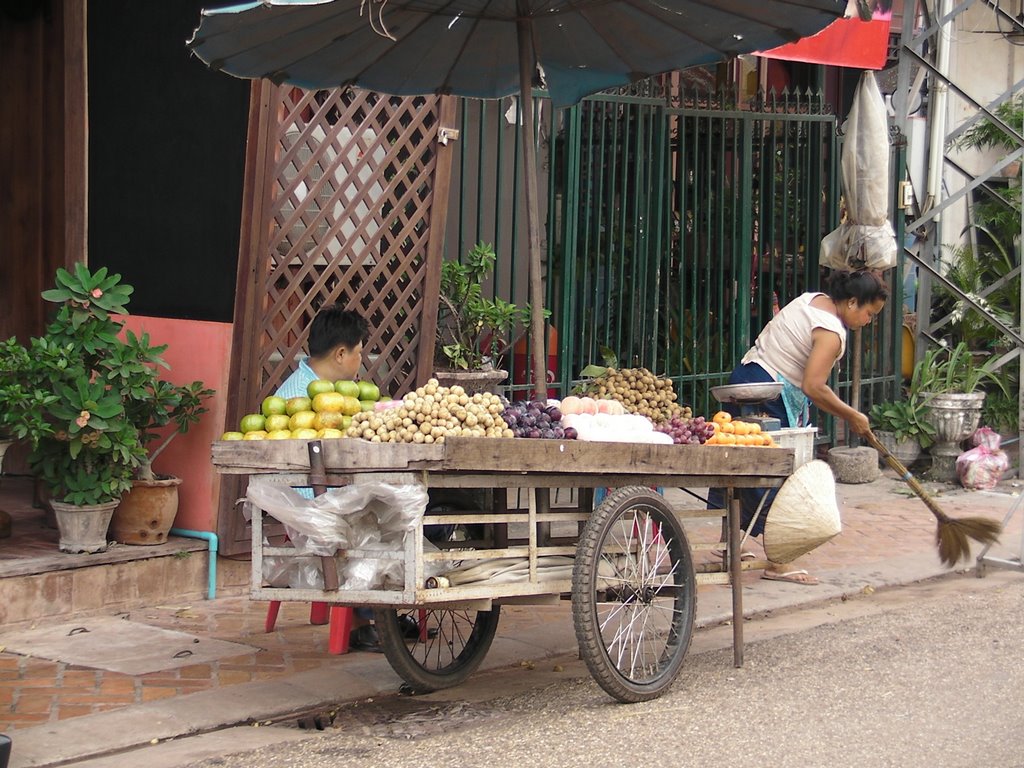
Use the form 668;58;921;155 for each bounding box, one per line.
434;242;537;394
41;266;213;545
911;341;1009;481
112;360;213;545
11;264;213;551
869;394;937;466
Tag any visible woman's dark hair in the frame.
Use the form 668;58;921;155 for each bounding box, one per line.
308;305;368;357
826;269;889;306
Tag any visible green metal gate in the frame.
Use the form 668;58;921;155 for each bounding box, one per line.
448;85;904;430
548;89;844;417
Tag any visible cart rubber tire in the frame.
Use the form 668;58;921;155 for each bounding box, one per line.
572;486;696;703
374;606;500;693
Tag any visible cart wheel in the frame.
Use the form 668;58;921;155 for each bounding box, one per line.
374;606;500;693
572;486;696;703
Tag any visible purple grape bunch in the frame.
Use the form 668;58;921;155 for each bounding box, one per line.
501;399;577;440
655;415;715;445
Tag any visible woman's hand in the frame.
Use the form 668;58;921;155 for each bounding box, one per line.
847;410;871;436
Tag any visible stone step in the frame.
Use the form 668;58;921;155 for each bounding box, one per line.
0;476;248;626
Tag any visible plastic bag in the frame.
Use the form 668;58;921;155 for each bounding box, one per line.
247;481;428;556
969;426;1001;450
956;445;1009;490
247;481;429;590
262;541;325;589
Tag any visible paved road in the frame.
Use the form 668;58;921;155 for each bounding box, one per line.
81;570;1024;768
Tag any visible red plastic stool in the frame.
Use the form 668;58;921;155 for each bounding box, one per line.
265;601;353;654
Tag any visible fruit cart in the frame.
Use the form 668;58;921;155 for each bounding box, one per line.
211;437;793;703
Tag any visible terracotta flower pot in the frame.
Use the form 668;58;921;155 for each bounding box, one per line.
109;475;182;545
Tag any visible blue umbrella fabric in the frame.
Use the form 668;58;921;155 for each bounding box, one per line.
189;0;845;109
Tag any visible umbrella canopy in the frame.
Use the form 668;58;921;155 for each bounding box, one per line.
189;0;844;109
820;71;897;271
188;0;844;398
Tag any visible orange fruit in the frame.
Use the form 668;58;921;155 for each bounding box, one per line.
712;411;732;424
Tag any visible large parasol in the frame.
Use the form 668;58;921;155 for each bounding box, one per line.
189;0;845;398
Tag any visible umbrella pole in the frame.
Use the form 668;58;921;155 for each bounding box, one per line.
517;17;548;403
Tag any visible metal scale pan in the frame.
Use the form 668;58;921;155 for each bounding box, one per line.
710;383;784;431
710;382;784;405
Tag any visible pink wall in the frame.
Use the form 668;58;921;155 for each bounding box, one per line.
122;316;233;532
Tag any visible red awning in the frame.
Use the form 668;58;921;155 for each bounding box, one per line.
756;13;891;70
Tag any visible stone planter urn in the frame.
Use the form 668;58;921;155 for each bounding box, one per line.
51;499;119;554
873;430;923;468
922;391;985;482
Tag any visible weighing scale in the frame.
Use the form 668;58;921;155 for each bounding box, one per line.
710;382;784;433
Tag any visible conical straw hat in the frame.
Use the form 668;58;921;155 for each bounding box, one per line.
763;460;841;564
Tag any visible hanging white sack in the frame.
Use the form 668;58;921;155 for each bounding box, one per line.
820;71;897;271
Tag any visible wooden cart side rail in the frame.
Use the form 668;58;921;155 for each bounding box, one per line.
213;437;795;478
239;470;790;489
441;438;794;476
212;440;444;474
251;578;575;608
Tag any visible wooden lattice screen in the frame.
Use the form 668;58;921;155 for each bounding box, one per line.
218;83;457;555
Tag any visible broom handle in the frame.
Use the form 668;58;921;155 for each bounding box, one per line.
864;430;950;524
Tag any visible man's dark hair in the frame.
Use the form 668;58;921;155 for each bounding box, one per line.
308;305;368;357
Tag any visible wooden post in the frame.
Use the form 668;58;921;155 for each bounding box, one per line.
64;0;88;266
517;10;548;402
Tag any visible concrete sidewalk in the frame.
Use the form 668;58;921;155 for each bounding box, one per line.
3;470;1023;768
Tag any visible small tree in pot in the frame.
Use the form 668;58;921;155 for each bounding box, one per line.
434;242;542;394
42;270;216;545
11;265;213;550
6;268;149;552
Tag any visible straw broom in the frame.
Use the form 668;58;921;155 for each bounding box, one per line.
865;430;1001;566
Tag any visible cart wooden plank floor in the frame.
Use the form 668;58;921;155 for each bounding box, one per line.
212;437;793;702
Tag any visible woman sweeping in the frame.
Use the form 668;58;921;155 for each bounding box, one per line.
710;269;889;584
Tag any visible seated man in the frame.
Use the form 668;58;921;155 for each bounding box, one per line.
275;305;383;651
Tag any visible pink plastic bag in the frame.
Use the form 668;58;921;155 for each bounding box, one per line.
956;445;1009;490
968;426;1001;450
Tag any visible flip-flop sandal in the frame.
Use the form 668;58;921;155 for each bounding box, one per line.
713;549;757;562
762;569;820;585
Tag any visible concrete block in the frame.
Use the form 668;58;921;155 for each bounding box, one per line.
828;446;880;484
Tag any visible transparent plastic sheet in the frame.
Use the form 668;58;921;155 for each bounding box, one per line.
248;481;430;590
262;540;325;590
